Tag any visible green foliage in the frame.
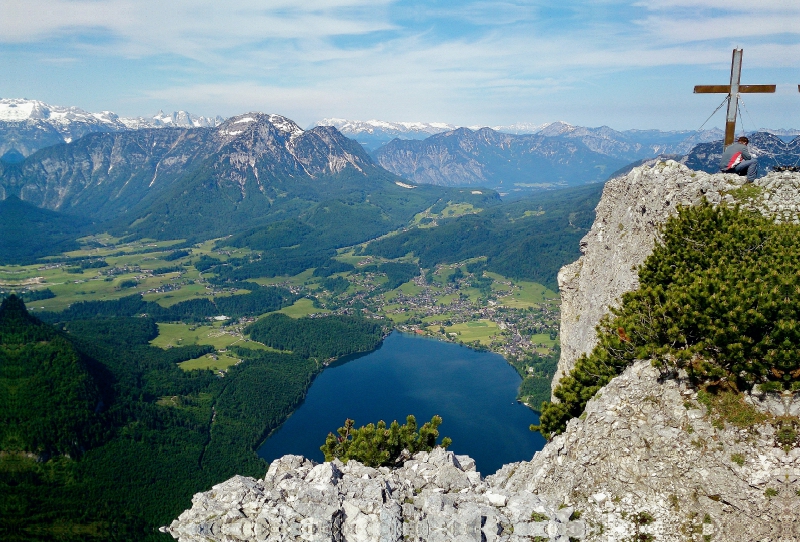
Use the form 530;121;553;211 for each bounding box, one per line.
245;313;387;359
537;203;800;439
0;296;350;541
360;261;421;290
511;347;559;411
313;259;355;278
194;255;222;272
364;184;601;289
730;453;745;466
38;285;296;324
320;415;452;467
80;259;109;269
163;249;191;261
20;288;56;302
201;348;319;477
322;276;350;296
0;296;106;458
0;196;89;264
151;265;183;275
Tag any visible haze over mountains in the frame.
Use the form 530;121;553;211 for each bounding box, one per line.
4;99;800;200
0;99;224;160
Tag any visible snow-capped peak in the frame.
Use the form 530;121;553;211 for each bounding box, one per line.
316;118;456;136
267;114;304;137
0;98;125;128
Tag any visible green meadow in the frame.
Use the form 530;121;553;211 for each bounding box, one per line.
442;320;502;345
277;298;330;318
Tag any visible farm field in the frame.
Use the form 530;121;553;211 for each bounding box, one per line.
3;227;562;381
277;298;330;318
498;280;558;308
252;268;315;287
441;320;502;345
150;322;269;351
178;352;242;372
411;202;481;225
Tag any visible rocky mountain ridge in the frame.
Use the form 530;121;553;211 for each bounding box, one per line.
0;98;224;159
0;112;377;222
165;164;800;540
554;162;800;387
370;126;727;191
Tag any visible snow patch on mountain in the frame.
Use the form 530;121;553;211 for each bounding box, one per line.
0;99;226;158
318;118;457;137
267;114;304;138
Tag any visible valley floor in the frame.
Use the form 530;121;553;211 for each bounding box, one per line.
1;233;562;408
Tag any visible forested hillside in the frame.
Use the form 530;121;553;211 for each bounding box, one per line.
0;196;91;264
363;183;602;289
0;113;499;246
0;296;390;541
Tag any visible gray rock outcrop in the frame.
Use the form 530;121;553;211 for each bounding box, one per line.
554;161;800;391
497;361;800;541
166;447;585;542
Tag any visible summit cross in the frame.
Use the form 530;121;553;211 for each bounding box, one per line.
694;49;776;146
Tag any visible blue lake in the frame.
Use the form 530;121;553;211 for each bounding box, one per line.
257;331;546;475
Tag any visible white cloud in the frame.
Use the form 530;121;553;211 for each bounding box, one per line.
1;1;395;48
4;0;800;128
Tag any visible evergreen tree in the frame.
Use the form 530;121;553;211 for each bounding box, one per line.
320;415;452;467
536;203;800;439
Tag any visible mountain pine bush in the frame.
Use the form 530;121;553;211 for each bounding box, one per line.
321;414;451;467
536;202;800;439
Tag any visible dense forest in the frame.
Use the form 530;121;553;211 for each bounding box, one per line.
0;196;91;264
362;183;602;290
509;346;560;411
37;285;296;324
0;296;391;541
245;312;388;360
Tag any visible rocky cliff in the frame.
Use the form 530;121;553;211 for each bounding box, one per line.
166;163;800;541
554;161;800;390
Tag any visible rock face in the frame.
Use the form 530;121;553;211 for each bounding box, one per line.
554;161;800;391
167;448;585;542
498;361;800;541
167;163;800;541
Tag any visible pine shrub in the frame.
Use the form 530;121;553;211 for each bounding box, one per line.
536;202;800;439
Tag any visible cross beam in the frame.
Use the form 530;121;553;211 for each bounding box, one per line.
694;49;776;146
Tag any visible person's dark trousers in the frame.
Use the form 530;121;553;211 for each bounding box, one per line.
722;159;758;182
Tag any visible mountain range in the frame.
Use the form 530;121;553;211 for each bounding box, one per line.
0;99;224;160
5;99;800;207
1;112;494;266
368;125;733;192
317;117;725;155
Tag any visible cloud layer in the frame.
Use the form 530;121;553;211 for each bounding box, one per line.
3;0;800;128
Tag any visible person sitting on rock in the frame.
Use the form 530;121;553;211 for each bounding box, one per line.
719;136;758;182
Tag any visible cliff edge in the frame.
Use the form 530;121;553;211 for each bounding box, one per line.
554;161;800;391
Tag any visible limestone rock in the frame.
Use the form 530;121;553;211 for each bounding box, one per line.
554;162;800;392
494;361;800;541
166;448;583;542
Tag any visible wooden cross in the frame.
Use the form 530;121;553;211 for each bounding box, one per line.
694;49;776;146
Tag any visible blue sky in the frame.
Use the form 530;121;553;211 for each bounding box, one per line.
3;0;800;130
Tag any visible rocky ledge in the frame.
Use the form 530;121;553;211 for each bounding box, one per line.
554;162;800;390
165;447;585;542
